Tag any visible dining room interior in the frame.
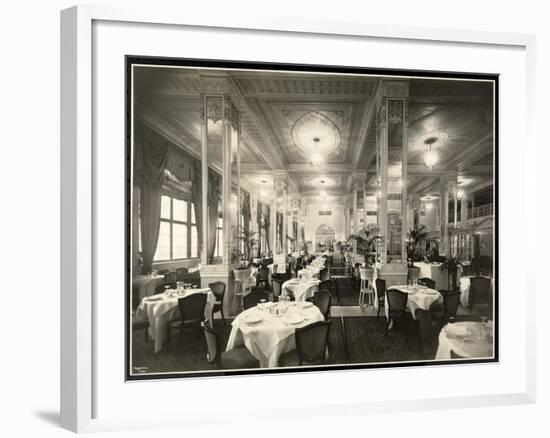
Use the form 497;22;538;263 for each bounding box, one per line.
129;62;496;377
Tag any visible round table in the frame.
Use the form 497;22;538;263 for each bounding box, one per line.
135;287;216;353
282;278;320;301
435;321;494;360
226;301;324;368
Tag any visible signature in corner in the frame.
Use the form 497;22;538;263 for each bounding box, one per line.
133;366;149;373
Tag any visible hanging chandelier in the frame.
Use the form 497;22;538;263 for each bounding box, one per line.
311;137;322;167
423;137;439;170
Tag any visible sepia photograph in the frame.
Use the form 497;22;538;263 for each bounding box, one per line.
127;58;497;379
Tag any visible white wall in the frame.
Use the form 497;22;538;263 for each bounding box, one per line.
304;201;345;246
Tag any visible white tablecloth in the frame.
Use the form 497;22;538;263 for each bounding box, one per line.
268;263;287;274
135;288;216;353
226;302;324;368
415;262;462;290
435;321;494;360
282;278;320;301
459;276;494;308
381;284;442;320
132;274;165;301
298;266;321;280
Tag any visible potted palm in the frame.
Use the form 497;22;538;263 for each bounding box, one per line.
348;226;382;268
406;225;430;284
235;226;258;266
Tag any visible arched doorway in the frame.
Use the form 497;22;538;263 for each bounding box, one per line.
315;224;335;253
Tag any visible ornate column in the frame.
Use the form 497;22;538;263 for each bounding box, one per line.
376;80;409;286
272;170;288;259
439;175;456;257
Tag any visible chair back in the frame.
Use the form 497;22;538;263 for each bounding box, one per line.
470;276;491;305
164;271;177;284
243;292;265;309
201;321;220;365
178;293;207;323
418;277;436;289
375;278;386;302
272;278;282;298
386;289;408;316
444;291;461;317
313;290;332;320
295;320;331;365
320;268;330;282
257;267;269;281
208;281;226;303
318;279;332;294
176;267;189;281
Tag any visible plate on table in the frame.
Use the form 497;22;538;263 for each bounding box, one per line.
242;314;262;324
285;314;304;325
301;301;314;308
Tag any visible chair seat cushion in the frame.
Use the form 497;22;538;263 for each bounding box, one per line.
221;347;259;369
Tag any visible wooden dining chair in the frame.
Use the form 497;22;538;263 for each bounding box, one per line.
279;320;331;366
374;278;386;320
469;276;491;311
385;289;408;336
418;277;436;289
167;293;207;346
313;290;332;320
202;321;260;369
164;271;177;285
271;278;283;301
208;281;226;326
175;267;189;281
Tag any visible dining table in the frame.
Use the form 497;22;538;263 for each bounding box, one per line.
414;262;462;290
435;321;494;360
134;287;216;353
459;276;494;308
282;278;320;301
373;284;442;320
226;301;324;368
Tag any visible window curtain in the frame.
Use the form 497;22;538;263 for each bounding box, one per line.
276;211;283;254
134;125;169;274
134;122;198;272
240;190;251;259
257;202;263;256
264;204;271;254
207;169;221;263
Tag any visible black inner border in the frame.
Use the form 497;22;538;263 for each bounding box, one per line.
125;56;499;381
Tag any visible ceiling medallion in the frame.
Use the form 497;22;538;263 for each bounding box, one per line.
291;112;341;167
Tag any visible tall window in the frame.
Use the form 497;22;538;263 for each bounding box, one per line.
154;195;199;261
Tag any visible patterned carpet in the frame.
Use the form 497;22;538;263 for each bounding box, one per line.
131;314;443;375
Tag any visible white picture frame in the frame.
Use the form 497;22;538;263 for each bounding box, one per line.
60;4;536;433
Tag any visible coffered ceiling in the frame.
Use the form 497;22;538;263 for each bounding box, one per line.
133;66;494;202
